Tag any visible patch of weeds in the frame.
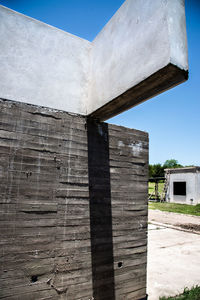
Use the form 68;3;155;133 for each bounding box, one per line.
159;285;200;300
176;223;200;232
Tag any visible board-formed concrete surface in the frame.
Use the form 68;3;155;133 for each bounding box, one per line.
0;0;188;120
147;224;200;300
0;98;149;300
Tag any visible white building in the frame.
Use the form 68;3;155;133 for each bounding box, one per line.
165;167;200;205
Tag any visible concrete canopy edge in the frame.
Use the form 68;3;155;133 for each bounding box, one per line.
0;0;188;120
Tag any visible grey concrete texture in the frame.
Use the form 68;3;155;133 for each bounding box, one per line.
0;0;188;118
89;0;188;115
0;98;149;299
147;224;200;300
0;6;91;115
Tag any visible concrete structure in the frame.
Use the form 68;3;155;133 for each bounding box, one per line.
0;0;188;120
0;0;188;299
0;99;149;300
165;167;200;205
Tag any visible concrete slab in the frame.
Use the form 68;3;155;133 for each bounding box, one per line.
148;224;166;231
89;0;188;120
0;5;91;115
147;225;200;300
0;0;188;119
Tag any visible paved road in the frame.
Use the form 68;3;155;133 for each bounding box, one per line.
147;223;200;300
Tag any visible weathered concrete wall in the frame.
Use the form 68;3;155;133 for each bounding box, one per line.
0;99;148;300
0;99;92;299
0;0;188;120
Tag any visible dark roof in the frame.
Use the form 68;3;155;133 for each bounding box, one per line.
164;167;200;174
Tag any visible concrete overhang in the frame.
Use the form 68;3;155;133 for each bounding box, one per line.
165;167;200;174
0;0;188;121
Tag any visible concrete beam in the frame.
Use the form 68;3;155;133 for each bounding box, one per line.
0;5;91;115
89;0;188;120
0;0;188;120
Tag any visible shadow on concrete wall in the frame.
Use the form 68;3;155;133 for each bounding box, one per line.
87;119;115;300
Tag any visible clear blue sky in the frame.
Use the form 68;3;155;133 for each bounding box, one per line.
1;0;199;166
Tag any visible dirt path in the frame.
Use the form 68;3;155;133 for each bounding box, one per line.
149;209;200;233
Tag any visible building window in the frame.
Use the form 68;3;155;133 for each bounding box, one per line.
173;182;186;196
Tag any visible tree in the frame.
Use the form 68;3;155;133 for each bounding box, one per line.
149;163;164;178
149;159;183;178
163;159;183;169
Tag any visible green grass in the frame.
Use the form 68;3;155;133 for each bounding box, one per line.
149;202;200;216
148;181;164;199
159;286;200;300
